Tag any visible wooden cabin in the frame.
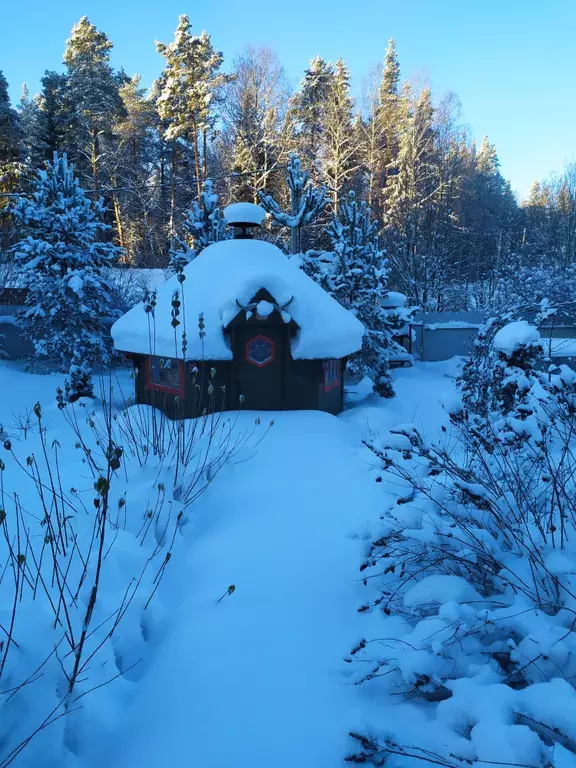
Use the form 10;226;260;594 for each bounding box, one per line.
111;203;364;418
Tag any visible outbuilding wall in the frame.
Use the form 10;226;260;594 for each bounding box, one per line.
133;355;233;418
0;305;34;359
411;311;486;362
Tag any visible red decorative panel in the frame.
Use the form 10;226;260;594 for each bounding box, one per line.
246;335;275;368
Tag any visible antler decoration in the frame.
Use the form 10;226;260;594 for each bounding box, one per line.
235;296;294;322
236;299;258;313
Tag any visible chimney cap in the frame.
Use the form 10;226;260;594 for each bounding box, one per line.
224;203;266;228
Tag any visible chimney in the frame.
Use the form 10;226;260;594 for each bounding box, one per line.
223;203;266;239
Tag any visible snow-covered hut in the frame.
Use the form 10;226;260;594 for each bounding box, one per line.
111;203;364;417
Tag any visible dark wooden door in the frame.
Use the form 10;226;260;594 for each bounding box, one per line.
234;325;285;410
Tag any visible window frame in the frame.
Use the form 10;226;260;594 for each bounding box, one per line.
322;359;341;393
146;356;185;398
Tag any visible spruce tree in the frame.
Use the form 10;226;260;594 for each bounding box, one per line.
17;84;45;168
294;56;334;179
372;39;402;214
379;39;400;102
464;136;517;283
384;87;445;308
35;71;70;161
307;191;397;396
11;153;121;398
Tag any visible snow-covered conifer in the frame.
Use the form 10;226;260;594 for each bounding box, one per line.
305;191;404;396
34;71;69;162
0;71;25;244
169;179;230;269
294;56;334;177
11;152;121;398
63;17;123;191
321;59;360;214
156;16;227;202
259;153;328;253
17;84;46;169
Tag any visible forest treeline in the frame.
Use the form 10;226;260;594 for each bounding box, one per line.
1;15;575;309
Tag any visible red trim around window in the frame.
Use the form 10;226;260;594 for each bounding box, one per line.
146;356;185;398
323;359;341;393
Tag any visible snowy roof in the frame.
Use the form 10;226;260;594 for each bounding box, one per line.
111;238;364;361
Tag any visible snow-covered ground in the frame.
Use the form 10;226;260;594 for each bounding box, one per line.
0;359;459;767
87;361;458;767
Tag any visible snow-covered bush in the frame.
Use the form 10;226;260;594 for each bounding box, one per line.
0;382;266;766
10;153;121;398
350;318;576;766
494;259;576;311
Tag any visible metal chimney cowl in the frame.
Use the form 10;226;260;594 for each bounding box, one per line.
224;203;266;239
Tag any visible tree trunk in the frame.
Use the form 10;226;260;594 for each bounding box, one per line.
192;121;202;201
202;129;208;181
170;142;177;236
112;193;127;262
91;125;99;195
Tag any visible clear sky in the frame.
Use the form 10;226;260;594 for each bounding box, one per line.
2;0;574;200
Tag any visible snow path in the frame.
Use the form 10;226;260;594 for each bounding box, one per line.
82;360;459;768
93;410;382;768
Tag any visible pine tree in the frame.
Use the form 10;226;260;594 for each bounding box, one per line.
0;71;25;249
11;153;121;397
169;178;229;268
156;16;227;204
258;153;328;253
63;16;123;192
109;75;158;263
307;191;397;396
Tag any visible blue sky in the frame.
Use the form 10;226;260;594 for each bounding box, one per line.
2;0;574;199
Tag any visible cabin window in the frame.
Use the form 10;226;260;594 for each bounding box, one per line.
323;359;340;392
246;334;275;368
147;356;184;396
